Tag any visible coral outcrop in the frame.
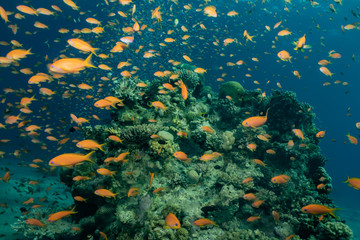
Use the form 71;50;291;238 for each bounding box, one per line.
14;66;352;240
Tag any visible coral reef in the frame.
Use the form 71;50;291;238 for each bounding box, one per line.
20;66;351;240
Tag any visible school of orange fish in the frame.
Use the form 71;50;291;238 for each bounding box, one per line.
0;0;360;239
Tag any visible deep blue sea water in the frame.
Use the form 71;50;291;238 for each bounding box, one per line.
1;0;360;239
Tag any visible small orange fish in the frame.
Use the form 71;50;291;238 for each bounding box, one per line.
177;79;188;100
346;134;358;145
242;177;253;184
272;210;280;223
23;198;34;205
252;200;264;208
344;177;360;190
128;187;140;197
108;135;123;143
49;54;96;74
151;101;167;111
301;204;340;218
153;187;165;193
247;216;261;222
97;168;116;177
319;66;333;77
247;143;257;152
173;151;191;163
114;151;129;163
242;109;270;128
149;173;154;188
25;219;45;227
49;152;95;167
193;218;218;227
48;207;77;222
177;131;188;138
74;196;87;202
2;171;10;182
271;175;290;184
243;193;257;201
277;50;292;62
316;131;325;138
94;189;117;199
165;213;181;229
292;129;305;140
76;140;105;151
253;159;266;167
201;126;214;133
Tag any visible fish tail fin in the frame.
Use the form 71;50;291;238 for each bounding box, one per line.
84;53;96;68
70;206;78;214
91;48;99;56
85;151;96;163
113;193;118;199
99;143;107;152
27;48;33;54
329;208;341;218
343;176;349;183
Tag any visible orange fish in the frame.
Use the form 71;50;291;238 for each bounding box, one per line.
247;143;257;152
272;210;280;223
173;151;191;163
49;151;95;167
63;0;79;10
251;200;264;208
177;131;188;138
242;177;254;184
319;67;333;77
271;175;290;184
68;38;98;55
177;80;188;100
277;50;292;62
346;134;358;145
344;177;360;190
114;151;129;163
97;168;116;177
0;6;9;23
76;140;105;151
200;153;217;162
108;135;123;143
49;54;96;74
316;131;325;138
253;158;266;166
204;6;217;17
153;187;165;193
151;101;167;111
2;171;10;182
16;5;38;15
149;172;154;188
25;219;45;227
165;213;181;229
247;216;261;222
294;34;306;50
201;126;214;133
127;187;140;197
193;218;218;227
301;204;340;218
74;196;87;202
292;129;305;140
243;193;257;201
48;207;77;222
242;109;270;128
94;189;117;199
6;49;33;61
